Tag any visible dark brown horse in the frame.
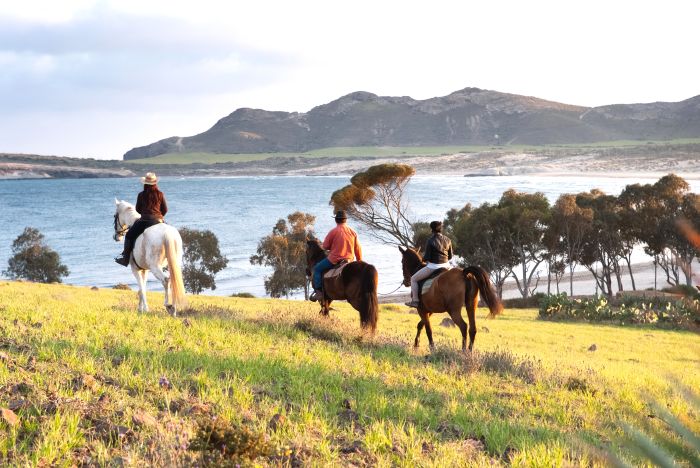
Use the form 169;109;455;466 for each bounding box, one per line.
306;239;379;332
399;246;502;351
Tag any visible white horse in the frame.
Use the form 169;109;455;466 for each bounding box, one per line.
113;199;187;315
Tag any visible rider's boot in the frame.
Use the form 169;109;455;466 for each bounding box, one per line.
404;298;420;308
309;288;323;302
115;239;133;267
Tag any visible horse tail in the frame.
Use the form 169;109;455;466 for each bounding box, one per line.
359;263;379;333
165;232;187;310
462;266;502;318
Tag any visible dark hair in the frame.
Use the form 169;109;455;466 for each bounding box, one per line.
335;217;347;224
430;220;443;232
142;183;162;207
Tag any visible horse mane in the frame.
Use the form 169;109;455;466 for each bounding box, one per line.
117;200;137;214
307;238;327;263
406;247;423;262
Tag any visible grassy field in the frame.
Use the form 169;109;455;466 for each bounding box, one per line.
0;281;698;466
126;139;700;165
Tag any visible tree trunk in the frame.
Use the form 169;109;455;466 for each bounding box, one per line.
625;257;636;291
569;264;575;297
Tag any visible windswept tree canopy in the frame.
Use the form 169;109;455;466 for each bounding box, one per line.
330;163;416;247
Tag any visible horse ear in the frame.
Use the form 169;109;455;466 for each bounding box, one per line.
398;246;405;253
115;198;119;205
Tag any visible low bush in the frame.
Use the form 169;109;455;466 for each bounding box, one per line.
538;293;700;329
662;284;700;300
231;292;255;298
502;293;545;309
189;417;274;465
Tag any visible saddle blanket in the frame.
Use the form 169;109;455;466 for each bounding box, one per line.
419;268;448;296
323;261;350;280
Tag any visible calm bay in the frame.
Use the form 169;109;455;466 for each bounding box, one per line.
1;174;696;297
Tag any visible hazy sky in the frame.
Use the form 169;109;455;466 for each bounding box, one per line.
1;0;698;159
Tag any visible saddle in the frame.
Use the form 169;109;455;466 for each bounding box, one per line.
323;259;349;280
418;268;448;302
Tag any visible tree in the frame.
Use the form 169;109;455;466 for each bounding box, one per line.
547;194;593;296
619;174;699;287
496;190;551;299
330;164;416;247
4;227;69;283
452;202;516;298
180;228;228;294
250;212;315;298
575;190;629;297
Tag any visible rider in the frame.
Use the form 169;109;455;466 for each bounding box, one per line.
310;210;363;301
115;172;168;266
405;220;453;308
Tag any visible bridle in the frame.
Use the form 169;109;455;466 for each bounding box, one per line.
113;211;129;241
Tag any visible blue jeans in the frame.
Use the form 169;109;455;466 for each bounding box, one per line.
313;258;335;290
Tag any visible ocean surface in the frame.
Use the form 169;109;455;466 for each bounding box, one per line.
1;175;697;298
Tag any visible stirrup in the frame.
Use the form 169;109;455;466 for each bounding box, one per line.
404;300;420;308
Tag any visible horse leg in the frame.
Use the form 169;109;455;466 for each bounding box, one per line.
134;268;148;313
151;266;174;316
318;298;330;316
422;312;435;351
414;320;425;348
466;293;479;351
449;310;469;352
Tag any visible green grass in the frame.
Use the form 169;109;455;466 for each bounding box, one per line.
0;281;698;466
126;139;700;165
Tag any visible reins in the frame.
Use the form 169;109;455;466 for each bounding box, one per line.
378;281;405;296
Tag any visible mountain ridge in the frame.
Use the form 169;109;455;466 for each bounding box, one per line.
123;87;700;160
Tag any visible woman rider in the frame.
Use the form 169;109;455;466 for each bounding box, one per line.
115;172;168;266
405;220;453;307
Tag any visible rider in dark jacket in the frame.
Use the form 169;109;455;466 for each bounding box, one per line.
115;172;168;266
405;221;453;307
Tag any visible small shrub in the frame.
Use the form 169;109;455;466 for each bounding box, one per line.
231;292;255;298
112;283;131;290
3;227;69;283
662;284;700;300
503;292;545;309
189;417;273;465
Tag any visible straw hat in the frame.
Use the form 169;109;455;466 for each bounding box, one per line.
141;172;158;185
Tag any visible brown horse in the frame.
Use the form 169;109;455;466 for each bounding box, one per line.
399;246;502;351
306;239;379;332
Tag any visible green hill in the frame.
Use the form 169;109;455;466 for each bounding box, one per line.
1;281;698;466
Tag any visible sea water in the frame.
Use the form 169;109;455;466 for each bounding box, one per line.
0;175;694;297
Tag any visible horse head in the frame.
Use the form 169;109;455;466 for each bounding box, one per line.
113;199;136;242
305;237;326;277
398;245;424;287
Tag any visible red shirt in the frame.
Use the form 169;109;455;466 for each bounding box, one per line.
323;223;363;264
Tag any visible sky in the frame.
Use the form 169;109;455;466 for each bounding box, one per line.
1;0;698;160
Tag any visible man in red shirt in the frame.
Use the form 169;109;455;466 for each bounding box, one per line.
310;210;363;301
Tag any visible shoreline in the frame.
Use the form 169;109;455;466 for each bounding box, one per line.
3;145;700;180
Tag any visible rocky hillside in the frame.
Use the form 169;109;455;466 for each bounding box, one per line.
123;88;700;160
